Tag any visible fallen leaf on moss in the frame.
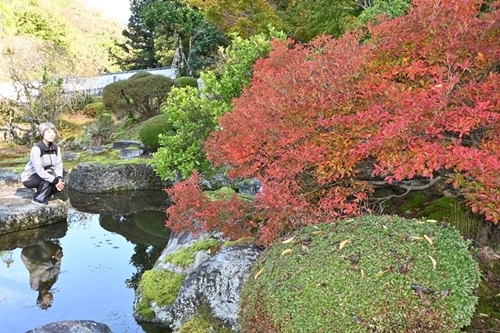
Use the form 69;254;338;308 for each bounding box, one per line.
339;239;352;250
254;268;265;279
429;255;437;269
280;249;294;256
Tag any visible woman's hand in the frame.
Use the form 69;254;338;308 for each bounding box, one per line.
55;179;65;192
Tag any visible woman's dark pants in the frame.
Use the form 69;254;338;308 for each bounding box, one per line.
23;174;58;203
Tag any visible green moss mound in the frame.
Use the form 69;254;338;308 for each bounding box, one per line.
138;113;174;149
175;76;199;88
137;269;186;320
163;238;219;267
240;215;480;333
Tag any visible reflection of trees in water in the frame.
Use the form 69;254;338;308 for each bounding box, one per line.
126;243;166;290
0;250;14;268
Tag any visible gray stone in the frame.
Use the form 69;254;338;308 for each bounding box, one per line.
25;320;112;333
0;168;21;187
90;146;109;155
0;186;69;236
134;231;262;332
67;162;171;193
112;140;144;150
118;148;144;159
62;151;79;161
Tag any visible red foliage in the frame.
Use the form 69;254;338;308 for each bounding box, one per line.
165;173;256;240
167;0;500;245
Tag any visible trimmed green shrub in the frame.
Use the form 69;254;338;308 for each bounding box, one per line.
123;74;178;120
175;76;199;88
138;113;174;150
240;215;480;333
102;79;128;116
128;71;152;81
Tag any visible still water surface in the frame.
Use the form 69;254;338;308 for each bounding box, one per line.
0;190;170;333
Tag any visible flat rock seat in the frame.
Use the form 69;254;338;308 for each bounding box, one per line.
0;170;69;235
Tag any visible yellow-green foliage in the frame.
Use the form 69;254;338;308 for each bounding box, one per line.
82;102;106;118
58;113;93;140
179;315;234;333
240;215;480;333
137;269;186;320
163;238;220;267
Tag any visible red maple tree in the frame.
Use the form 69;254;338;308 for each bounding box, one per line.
167;0;500;245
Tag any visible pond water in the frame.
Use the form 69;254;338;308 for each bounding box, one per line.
0;189;172;333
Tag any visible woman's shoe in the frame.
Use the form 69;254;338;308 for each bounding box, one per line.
31;198;48;206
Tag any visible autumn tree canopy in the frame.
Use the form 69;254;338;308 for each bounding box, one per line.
166;0;500;245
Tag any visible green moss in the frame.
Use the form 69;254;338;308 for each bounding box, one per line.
240;215;480;333
397;191;429;214
417;196;456;220
205;187;236;201
138;269;186;320
223;237;255;248
179;315;234;333
163;238;220;267
63;148;144;171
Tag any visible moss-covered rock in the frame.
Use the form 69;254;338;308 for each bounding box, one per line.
163;238;219;267
240;215;480;333
136;269;186;321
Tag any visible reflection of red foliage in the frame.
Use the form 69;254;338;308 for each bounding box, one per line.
167;0;500;245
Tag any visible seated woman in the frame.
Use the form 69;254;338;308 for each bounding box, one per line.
21;122;65;206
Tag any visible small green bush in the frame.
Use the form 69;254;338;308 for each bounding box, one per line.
102;80;128;117
240;215;480;333
138;113;174;150
175;76;199;88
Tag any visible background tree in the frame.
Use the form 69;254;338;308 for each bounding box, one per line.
153;29;286;181
112;0;160;70
140;0;228;76
186;0;285;38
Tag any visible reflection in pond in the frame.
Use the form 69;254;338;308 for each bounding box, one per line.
0;189;170;333
21;240;63;309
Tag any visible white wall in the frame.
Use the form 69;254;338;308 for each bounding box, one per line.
0;67;177;101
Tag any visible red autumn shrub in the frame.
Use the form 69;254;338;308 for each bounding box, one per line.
167;0;500;245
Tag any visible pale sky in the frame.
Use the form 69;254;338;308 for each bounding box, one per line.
80;0;131;24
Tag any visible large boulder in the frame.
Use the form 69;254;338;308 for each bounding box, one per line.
26;320;112;333
67;162;171;193
134;231;262;331
0;186;69;236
